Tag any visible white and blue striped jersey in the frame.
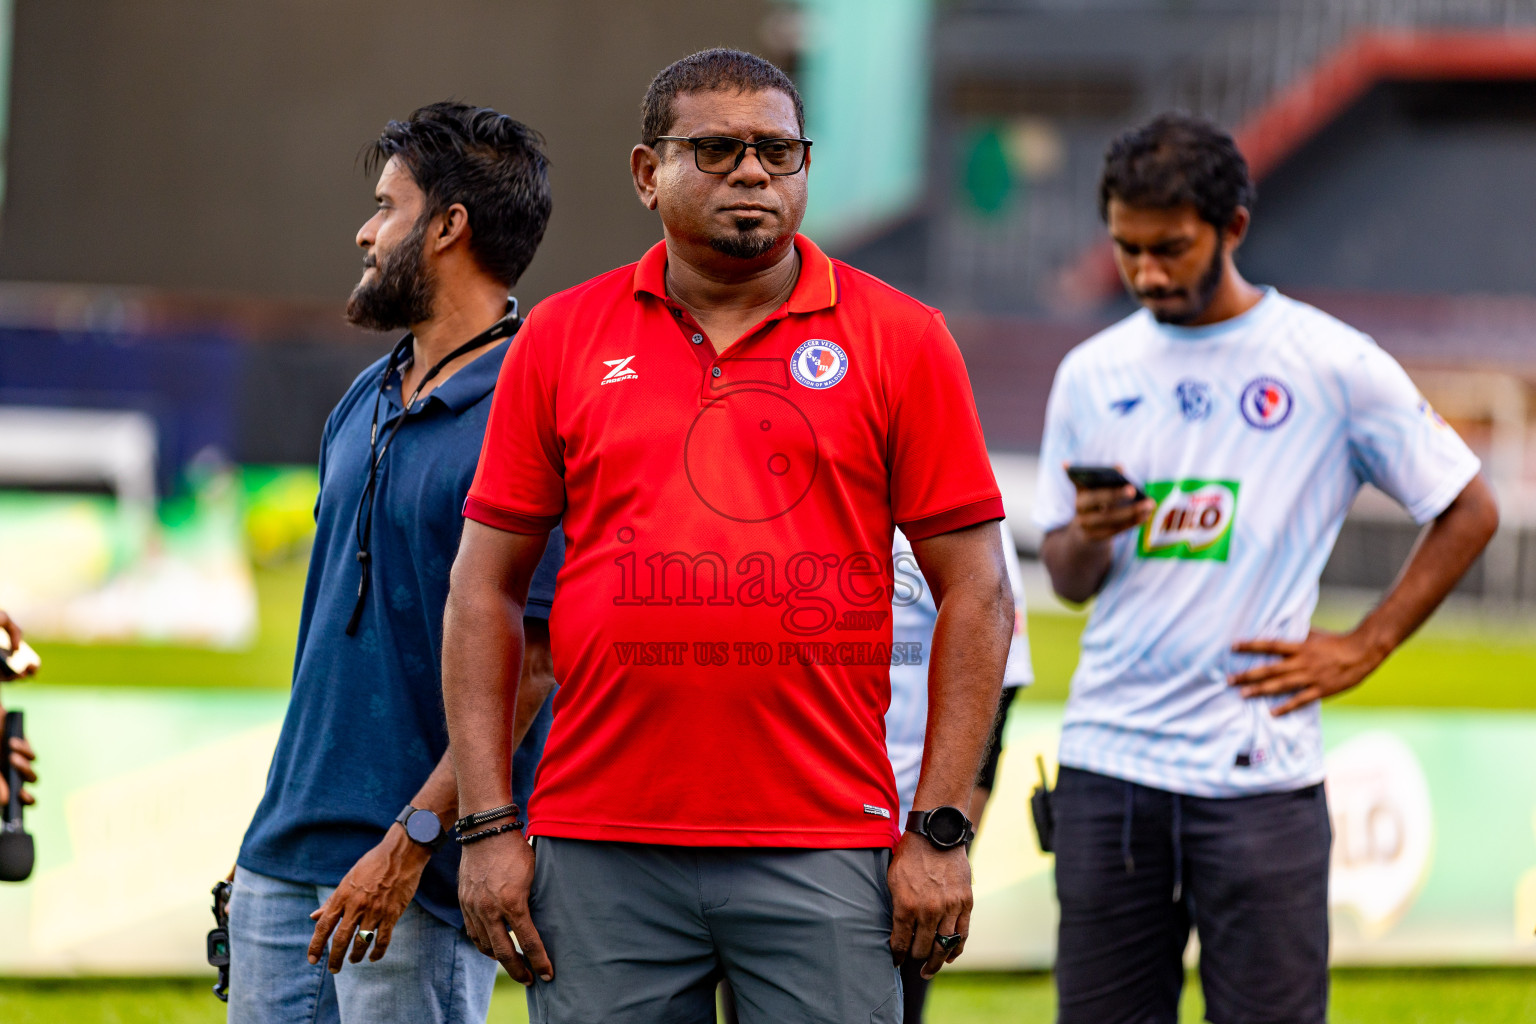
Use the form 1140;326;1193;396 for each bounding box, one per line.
886;520;1034;820
1033;288;1480;797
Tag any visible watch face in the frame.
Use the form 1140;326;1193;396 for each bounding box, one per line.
926;806;969;847
405;810;442;845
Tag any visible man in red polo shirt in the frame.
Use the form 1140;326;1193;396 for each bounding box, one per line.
442;49;1014;1023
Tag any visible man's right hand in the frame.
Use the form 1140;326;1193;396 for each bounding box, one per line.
1070;483;1155;543
308;826;432;973
1041;481;1156;604
459;831;552;986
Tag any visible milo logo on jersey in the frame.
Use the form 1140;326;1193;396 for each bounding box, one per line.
1137;479;1240;561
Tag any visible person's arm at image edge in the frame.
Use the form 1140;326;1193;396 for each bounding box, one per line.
0;609;38;807
890;520;1014;979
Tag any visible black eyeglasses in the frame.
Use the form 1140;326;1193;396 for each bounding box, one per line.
654;136;812;176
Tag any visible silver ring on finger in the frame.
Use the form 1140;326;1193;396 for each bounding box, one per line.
357;929;376;946
933;932;962;953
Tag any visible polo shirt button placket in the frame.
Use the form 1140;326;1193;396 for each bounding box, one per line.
711;366;722;378
692;334;704;345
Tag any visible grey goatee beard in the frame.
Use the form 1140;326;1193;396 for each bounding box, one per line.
709;218;779;260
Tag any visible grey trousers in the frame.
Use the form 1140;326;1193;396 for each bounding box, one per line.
525;838;901;1024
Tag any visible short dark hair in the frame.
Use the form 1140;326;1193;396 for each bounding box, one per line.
1098;113;1255;229
641;48;804;147
364;101;552;289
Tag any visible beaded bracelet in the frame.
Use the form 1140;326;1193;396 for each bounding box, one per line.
454;803;520;833
456;821;526;845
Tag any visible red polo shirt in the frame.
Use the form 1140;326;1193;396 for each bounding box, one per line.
466;234;1002;847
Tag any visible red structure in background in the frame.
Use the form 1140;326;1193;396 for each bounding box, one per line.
1057;30;1536;309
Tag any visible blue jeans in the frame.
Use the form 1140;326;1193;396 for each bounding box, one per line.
227;866;495;1024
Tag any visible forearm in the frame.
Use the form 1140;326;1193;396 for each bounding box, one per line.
404;752;460;833
1040;525;1113;604
911;583;1013;811
511;618;556;750
442;575;525;816
399;620;550;839
1351;475;1499;658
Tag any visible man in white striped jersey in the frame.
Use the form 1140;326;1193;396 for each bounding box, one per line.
1034;113;1498;1024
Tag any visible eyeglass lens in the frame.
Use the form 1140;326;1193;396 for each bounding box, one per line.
694;138;806;175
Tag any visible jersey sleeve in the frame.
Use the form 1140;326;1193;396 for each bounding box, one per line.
888;312;1004;540
464;309;567;534
1032;357;1081;534
1343;340;1481;524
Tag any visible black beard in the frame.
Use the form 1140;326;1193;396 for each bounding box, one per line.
1148;241;1226;325
708;219;779;260
346;216;436;331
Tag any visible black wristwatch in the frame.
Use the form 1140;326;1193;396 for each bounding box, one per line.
905;806;975;851
395;805;447;851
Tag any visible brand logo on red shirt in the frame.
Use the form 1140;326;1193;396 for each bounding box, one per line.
790;339;848;390
601;356;638;385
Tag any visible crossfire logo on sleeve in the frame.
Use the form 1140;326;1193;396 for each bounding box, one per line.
1137;479;1240;560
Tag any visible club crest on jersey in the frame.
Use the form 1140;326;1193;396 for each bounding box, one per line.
790;339;848;390
1240;377;1293;429
1138;479;1240;561
1175;380;1212;421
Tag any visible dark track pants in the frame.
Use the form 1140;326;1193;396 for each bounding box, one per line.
1052;767;1331;1024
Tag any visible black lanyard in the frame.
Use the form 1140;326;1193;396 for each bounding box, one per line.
345;301;521;636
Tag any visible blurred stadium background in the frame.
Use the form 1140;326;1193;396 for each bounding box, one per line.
0;0;1533;1020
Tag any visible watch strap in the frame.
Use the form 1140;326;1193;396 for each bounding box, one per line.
905;807;975;849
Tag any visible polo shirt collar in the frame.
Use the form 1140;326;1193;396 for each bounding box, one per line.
632;233;840;314
414;335;509;414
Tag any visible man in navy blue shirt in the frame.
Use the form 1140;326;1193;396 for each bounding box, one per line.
230;102;563;1024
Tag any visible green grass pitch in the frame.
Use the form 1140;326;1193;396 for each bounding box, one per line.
32;560;1536;712
1;970;1533;1023
9;561;1535;1019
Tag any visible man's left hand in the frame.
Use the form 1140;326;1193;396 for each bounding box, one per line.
1230;628;1387;716
307;826;432;972
888;831;972;980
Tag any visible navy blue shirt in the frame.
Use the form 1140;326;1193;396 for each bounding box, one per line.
239;333;562;929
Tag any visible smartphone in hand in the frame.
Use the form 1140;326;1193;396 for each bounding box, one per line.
1066;465;1147;503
